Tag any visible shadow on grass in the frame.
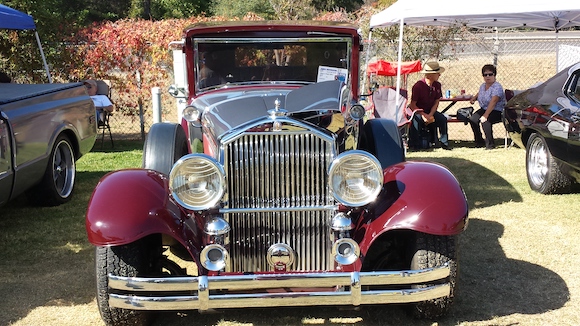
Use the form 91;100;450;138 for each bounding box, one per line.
409;156;524;208
89;139;144;153
0;185;99;324
450;218;570;322
1;208;568;326
149;218;569;326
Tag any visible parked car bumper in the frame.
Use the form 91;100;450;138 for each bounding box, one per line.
108;264;450;311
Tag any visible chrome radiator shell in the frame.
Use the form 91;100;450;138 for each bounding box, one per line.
219;126;337;272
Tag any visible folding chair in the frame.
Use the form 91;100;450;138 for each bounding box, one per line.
503;89;515;148
95;80;114;148
370;86;422;151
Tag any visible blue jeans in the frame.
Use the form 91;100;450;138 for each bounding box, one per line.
412;111;449;146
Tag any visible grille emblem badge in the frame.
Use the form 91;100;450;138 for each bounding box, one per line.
267;243;295;271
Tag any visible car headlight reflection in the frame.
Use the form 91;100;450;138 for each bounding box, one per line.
328;150;383;207
182;105;201;122
169;154;225;210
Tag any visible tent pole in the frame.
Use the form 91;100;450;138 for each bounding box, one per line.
35;31;52;83
493;27;498;67
555;17;560;73
363;29;373;94
395;18;404;125
556;31;559;73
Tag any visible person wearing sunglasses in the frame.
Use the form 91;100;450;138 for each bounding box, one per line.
468;64;506;150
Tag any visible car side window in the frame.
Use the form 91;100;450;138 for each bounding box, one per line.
564;68;580;105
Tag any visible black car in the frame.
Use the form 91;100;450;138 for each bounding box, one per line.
504;62;580;194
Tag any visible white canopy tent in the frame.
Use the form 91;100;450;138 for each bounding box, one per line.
367;0;580;121
370;0;580;31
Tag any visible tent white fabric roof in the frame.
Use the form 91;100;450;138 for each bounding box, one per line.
370;0;580;31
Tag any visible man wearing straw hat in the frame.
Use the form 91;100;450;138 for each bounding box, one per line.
409;61;451;150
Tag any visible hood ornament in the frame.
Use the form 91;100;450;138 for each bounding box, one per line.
268;98;288;118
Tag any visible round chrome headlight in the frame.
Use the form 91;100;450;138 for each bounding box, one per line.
349;104;366;120
182;105;201;123
169;154;225;210
328;150;383;207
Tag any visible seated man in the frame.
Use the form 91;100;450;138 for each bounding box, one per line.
84;79;113;124
409;61;450;150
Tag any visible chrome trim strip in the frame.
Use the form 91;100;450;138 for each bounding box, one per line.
196;37;353;44
108;264;450;311
110;284;449;310
219;118;336;154
219;205;338;214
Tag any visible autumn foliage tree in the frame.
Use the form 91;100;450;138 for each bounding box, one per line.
67;18;197;115
63;15;269;118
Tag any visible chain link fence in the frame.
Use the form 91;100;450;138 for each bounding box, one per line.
107;30;580;143
106;88;178;141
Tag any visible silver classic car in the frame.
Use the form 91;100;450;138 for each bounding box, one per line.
1;83;96;207
1;5;96;207
86;21;468;326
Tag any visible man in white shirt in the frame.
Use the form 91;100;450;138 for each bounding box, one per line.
84;79;113;124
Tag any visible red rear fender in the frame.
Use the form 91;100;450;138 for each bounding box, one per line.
85;169;200;250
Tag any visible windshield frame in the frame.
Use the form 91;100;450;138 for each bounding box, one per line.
192;36;353;94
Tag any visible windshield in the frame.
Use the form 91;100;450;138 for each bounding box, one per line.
194;37;351;92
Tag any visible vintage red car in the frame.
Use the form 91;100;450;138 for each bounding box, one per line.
504;62;580;194
86;21;468;325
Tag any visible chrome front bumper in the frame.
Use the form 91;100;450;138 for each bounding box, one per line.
108;263;450;311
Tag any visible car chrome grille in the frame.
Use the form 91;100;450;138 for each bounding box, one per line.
223;131;335;272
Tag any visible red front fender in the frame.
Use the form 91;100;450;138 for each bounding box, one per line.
356;161;468;253
85;169;199;248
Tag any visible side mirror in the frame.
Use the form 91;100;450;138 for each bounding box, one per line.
168;84;187;98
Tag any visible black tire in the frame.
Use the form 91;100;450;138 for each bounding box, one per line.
96;237;160;326
410;233;457;319
27;135;76;206
526;133;571;194
142;122;189;175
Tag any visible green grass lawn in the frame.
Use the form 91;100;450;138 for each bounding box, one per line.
1;141;579;326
